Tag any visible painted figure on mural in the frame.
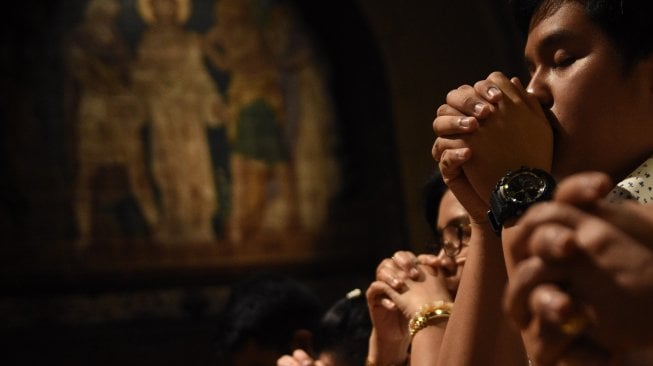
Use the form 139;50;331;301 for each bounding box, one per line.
65;0;159;247
204;0;298;244
265;4;341;232
134;0;223;244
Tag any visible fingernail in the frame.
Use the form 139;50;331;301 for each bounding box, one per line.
381;298;395;308
410;268;419;277
302;361;312;366
391;278;401;287
487;87;500;98
474;103;484;115
459;117;471;128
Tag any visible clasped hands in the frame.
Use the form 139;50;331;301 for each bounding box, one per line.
368;251;453;320
433;72;653;364
431;71;553;224
365;251;453;365
503;172;653;365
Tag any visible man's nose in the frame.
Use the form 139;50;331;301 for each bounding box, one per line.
438;251;457;274
526;70;553;109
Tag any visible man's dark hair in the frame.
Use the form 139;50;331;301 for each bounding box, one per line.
214;272;322;362
510;0;653;70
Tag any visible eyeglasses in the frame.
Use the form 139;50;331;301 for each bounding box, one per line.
436;222;471;258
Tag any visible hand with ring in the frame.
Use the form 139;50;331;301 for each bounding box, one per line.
504;172;653;364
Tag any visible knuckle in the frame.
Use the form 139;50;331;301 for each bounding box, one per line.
439;152;453;173
433;116;451;136
446;85;472;103
572;218;613;255
433;138;443;157
473;79;488;91
488;71;504;80
432;144;440;161
579;229;609;255
376;259;392;273
436;104;449;116
445;89;457;103
461;95;478;109
374;265;383;277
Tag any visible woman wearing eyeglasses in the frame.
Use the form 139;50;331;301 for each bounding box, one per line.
431;189;471;299
364;174;471;366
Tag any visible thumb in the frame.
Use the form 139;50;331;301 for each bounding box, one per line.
417;254;440;268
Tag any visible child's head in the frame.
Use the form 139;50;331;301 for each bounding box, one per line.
313;289;372;366
215;273;322;366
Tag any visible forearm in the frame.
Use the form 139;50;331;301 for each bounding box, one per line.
367;328;410;366
437;225;527;365
409;321;447;366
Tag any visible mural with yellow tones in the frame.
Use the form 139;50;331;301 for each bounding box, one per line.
64;0;341;252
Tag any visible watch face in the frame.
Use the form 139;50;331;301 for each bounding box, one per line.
500;171;547;203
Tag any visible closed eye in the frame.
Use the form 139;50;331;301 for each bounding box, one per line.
552;50;575;69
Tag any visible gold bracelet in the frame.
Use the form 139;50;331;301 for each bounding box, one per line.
408;300;454;337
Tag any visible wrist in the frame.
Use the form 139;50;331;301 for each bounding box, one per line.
408;300;454;338
367;329;410;365
470;221;502;244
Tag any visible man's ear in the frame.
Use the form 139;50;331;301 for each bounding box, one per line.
290;329;314;354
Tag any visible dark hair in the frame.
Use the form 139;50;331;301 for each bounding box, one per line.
510;0;653;70
214;273;322;362
422;171;448;252
313;290;372;366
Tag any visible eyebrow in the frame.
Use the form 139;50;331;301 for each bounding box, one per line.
524;29;578;66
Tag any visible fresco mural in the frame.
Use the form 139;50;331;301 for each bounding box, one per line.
0;0;405;284
61;0;341;252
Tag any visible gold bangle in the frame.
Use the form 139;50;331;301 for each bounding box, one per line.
408;300;453;337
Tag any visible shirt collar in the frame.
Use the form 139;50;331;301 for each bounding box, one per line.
607;156;653;204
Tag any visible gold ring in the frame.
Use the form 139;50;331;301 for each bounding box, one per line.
560;312;591;336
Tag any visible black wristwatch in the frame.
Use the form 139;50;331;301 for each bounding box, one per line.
487;167;556;236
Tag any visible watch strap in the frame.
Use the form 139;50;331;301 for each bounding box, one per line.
487;208;503;236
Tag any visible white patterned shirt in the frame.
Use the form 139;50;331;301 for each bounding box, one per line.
607;156;653;204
